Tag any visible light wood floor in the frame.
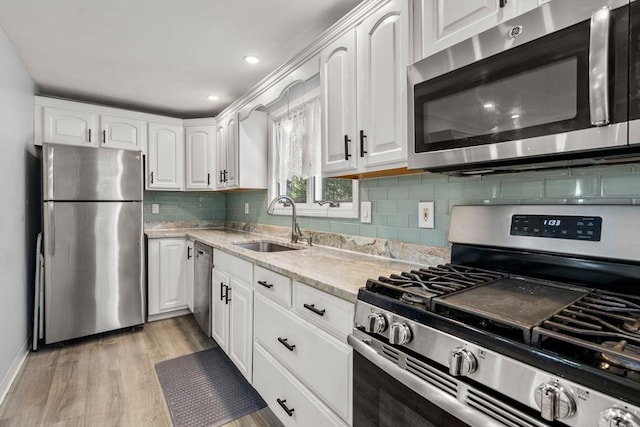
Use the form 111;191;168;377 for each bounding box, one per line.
0;316;282;427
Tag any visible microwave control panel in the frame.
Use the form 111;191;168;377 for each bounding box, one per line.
510;215;602;241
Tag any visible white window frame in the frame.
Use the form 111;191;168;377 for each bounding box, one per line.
267;87;358;219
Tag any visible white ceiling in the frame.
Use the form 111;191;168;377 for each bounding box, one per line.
0;0;362;118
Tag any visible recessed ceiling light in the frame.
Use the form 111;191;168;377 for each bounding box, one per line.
207;95;219;101
244;55;260;64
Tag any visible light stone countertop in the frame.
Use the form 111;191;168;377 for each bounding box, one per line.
145;228;440;303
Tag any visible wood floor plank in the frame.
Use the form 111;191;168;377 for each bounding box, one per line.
0;315;282;427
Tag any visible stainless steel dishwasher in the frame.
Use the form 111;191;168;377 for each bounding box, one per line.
193;241;212;336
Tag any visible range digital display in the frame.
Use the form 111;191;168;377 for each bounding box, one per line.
510;215;602;241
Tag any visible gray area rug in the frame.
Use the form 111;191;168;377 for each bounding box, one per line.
155;347;267;427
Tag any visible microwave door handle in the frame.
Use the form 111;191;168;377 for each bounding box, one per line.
589;6;610;126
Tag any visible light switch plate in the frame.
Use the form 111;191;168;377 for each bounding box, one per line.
418;201;435;229
360;201;372;223
244;203;249;215
151;203;159;214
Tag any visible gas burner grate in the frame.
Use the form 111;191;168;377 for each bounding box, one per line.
365;263;505;309
533;290;640;372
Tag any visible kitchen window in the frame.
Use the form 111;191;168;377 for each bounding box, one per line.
268;81;358;218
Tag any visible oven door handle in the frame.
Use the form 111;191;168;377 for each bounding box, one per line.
348;333;532;427
589;6;610;126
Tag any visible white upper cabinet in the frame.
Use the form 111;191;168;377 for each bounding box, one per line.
42;107;98;147
321;0;409;176
357;0;408;170
215;110;268;190
185;125;215;190
416;0;546;60
100;114;145;150
37;97;146;150
321;30;358;175
147;122;184;190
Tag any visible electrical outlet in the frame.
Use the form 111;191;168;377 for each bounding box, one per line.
418;201;435;229
151;203;159;214
360;201;372;223
244;203;249;215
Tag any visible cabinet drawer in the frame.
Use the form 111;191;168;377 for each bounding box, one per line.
255;295;351;421
214;249;252;284
254;265;292;307
253;343;347;427
293;282;354;342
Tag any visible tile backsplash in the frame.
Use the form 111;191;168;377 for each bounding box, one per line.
225;163;640;248
144;191;225;222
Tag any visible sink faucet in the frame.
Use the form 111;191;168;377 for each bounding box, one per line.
267;195;311;245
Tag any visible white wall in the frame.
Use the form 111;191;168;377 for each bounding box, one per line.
0;25;36;404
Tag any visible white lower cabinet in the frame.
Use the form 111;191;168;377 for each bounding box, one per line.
254;293;352;424
253;343;348;427
147;238;188;319
211;249;254;381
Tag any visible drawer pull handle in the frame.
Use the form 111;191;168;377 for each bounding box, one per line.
276;398;295;416
303;303;326;316
258;280;273;289
277;337;296;351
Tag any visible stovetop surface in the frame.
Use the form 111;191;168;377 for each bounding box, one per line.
435;277;590;330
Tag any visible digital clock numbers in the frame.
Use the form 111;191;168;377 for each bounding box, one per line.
510;215;602;241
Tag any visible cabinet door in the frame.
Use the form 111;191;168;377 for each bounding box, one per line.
186;240;195;312
43;107;97;146
212;268;230;351
185;126;214;190
215;123;227;189
419;0;516;59
357;0;408;170
147;122;184;190
150;239;187;313
229;278;253;381
225;117;239;188
321;30;358;175
100;114;144;151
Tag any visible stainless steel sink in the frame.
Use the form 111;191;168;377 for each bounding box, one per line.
233;241;301;252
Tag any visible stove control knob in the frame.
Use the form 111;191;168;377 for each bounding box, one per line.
389;323;412;345
598;408;640;427
448;348;477;376
534;382;576;422
365;313;388;334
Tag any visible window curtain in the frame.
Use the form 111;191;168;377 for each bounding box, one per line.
275;97;321;184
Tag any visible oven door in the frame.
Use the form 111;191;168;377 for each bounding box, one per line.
349;330;549;427
408;0;629;172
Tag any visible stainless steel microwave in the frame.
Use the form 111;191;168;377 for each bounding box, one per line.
408;0;640;173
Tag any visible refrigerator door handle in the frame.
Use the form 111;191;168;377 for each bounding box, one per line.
44;145;54;200
45;202;55;255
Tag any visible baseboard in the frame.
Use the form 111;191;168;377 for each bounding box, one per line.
0;338;30;406
147;308;192;322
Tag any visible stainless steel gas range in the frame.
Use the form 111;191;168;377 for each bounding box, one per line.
349;205;640;427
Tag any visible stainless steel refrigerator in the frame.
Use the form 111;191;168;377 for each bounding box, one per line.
43;143;144;344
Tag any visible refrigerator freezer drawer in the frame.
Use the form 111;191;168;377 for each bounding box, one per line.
43;143;143;201
44;201;144;344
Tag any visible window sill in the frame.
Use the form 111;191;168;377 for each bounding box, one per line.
270;203;358;219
